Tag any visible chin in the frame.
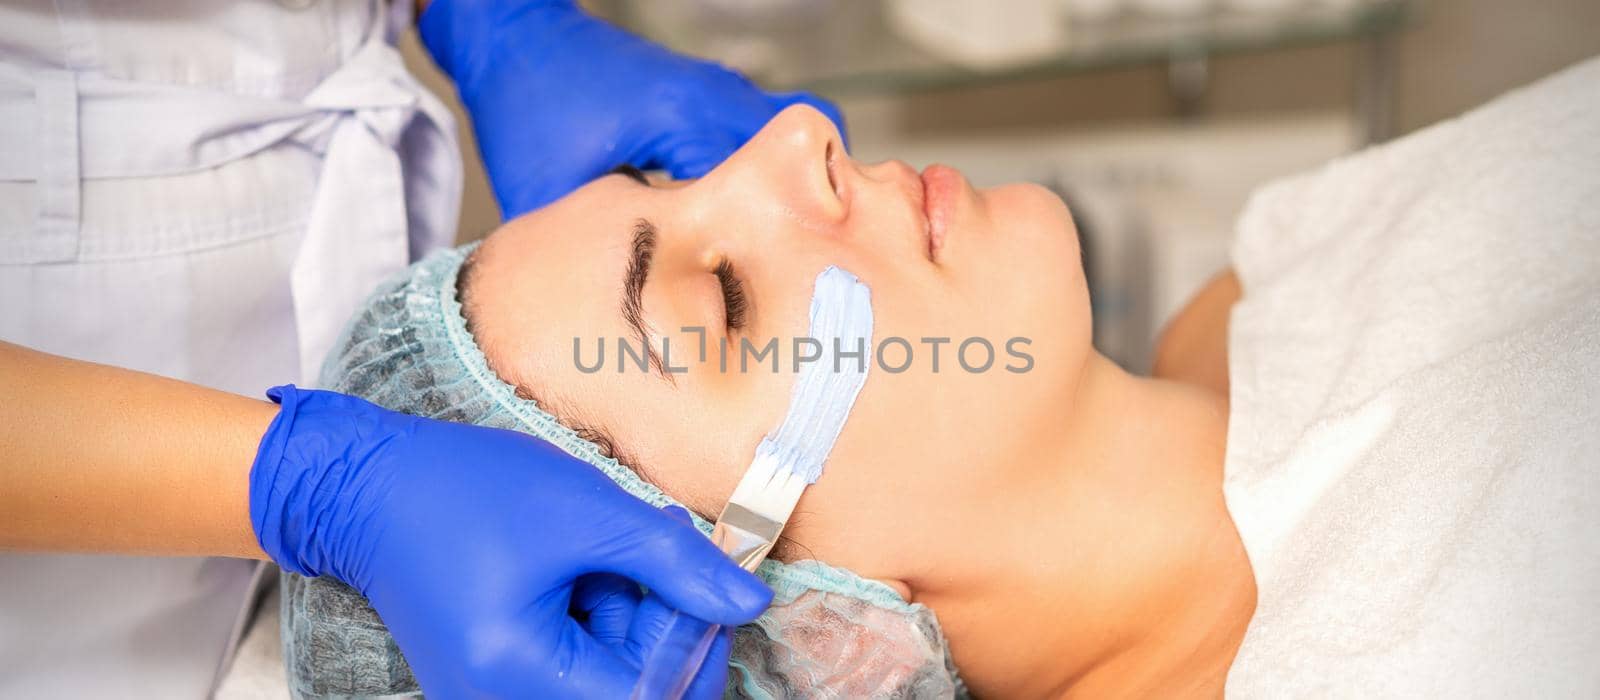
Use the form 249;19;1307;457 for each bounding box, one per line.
986;184;1084;283
987;182;1079;245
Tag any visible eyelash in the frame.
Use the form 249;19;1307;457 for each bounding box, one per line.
609;164;650;186
714;259;749;331
608;166;739;330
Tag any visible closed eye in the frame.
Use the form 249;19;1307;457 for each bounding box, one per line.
608;164;651;186
714;259;749;331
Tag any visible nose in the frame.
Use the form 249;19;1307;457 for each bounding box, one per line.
700;104;849;223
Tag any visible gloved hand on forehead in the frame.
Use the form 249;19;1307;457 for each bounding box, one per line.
420;0;847;218
252;386;767;698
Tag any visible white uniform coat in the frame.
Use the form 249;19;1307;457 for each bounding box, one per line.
0;1;460;696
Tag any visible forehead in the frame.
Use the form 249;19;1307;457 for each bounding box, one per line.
478;179;742;400
470;177;770;513
484;179;641;381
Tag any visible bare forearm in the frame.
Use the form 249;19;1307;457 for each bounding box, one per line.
0;341;275;558
1153;269;1240;396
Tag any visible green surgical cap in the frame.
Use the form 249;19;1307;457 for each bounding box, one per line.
280;245;966;699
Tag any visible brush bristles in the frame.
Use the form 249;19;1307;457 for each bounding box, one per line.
720;266;872;533
727;448;811;526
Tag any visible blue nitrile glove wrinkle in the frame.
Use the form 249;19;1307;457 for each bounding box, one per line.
419;0;847;218
250;385;769;698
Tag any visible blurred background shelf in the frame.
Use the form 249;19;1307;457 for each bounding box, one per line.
596;0;1410;366
610;1;1404;92
404;0;1600;368
607;0;1413;142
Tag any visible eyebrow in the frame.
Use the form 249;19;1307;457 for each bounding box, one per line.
460;253;658;483
622;219;669;380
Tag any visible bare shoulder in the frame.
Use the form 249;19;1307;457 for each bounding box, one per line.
1152;270;1240;397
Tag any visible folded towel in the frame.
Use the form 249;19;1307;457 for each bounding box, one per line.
1224;55;1600;697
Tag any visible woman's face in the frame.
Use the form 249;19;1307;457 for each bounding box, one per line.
467;106;1090;585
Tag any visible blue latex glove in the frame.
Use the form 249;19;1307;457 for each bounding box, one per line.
251;386;767;698
419;0;847;218
573;506;740;700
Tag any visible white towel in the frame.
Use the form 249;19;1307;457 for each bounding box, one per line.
1223;56;1600;697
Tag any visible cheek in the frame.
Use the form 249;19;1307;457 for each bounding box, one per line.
598;360;793;518
591;383;741;517
809;183;1093;523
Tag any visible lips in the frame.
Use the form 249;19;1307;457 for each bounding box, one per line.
920;164;963;261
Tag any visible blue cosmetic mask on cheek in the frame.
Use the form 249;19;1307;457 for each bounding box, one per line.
749;264;873;488
280;246;968;699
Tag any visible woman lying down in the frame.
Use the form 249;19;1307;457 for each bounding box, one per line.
281;57;1599;698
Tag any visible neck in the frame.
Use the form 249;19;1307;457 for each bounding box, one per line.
915;354;1255;698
